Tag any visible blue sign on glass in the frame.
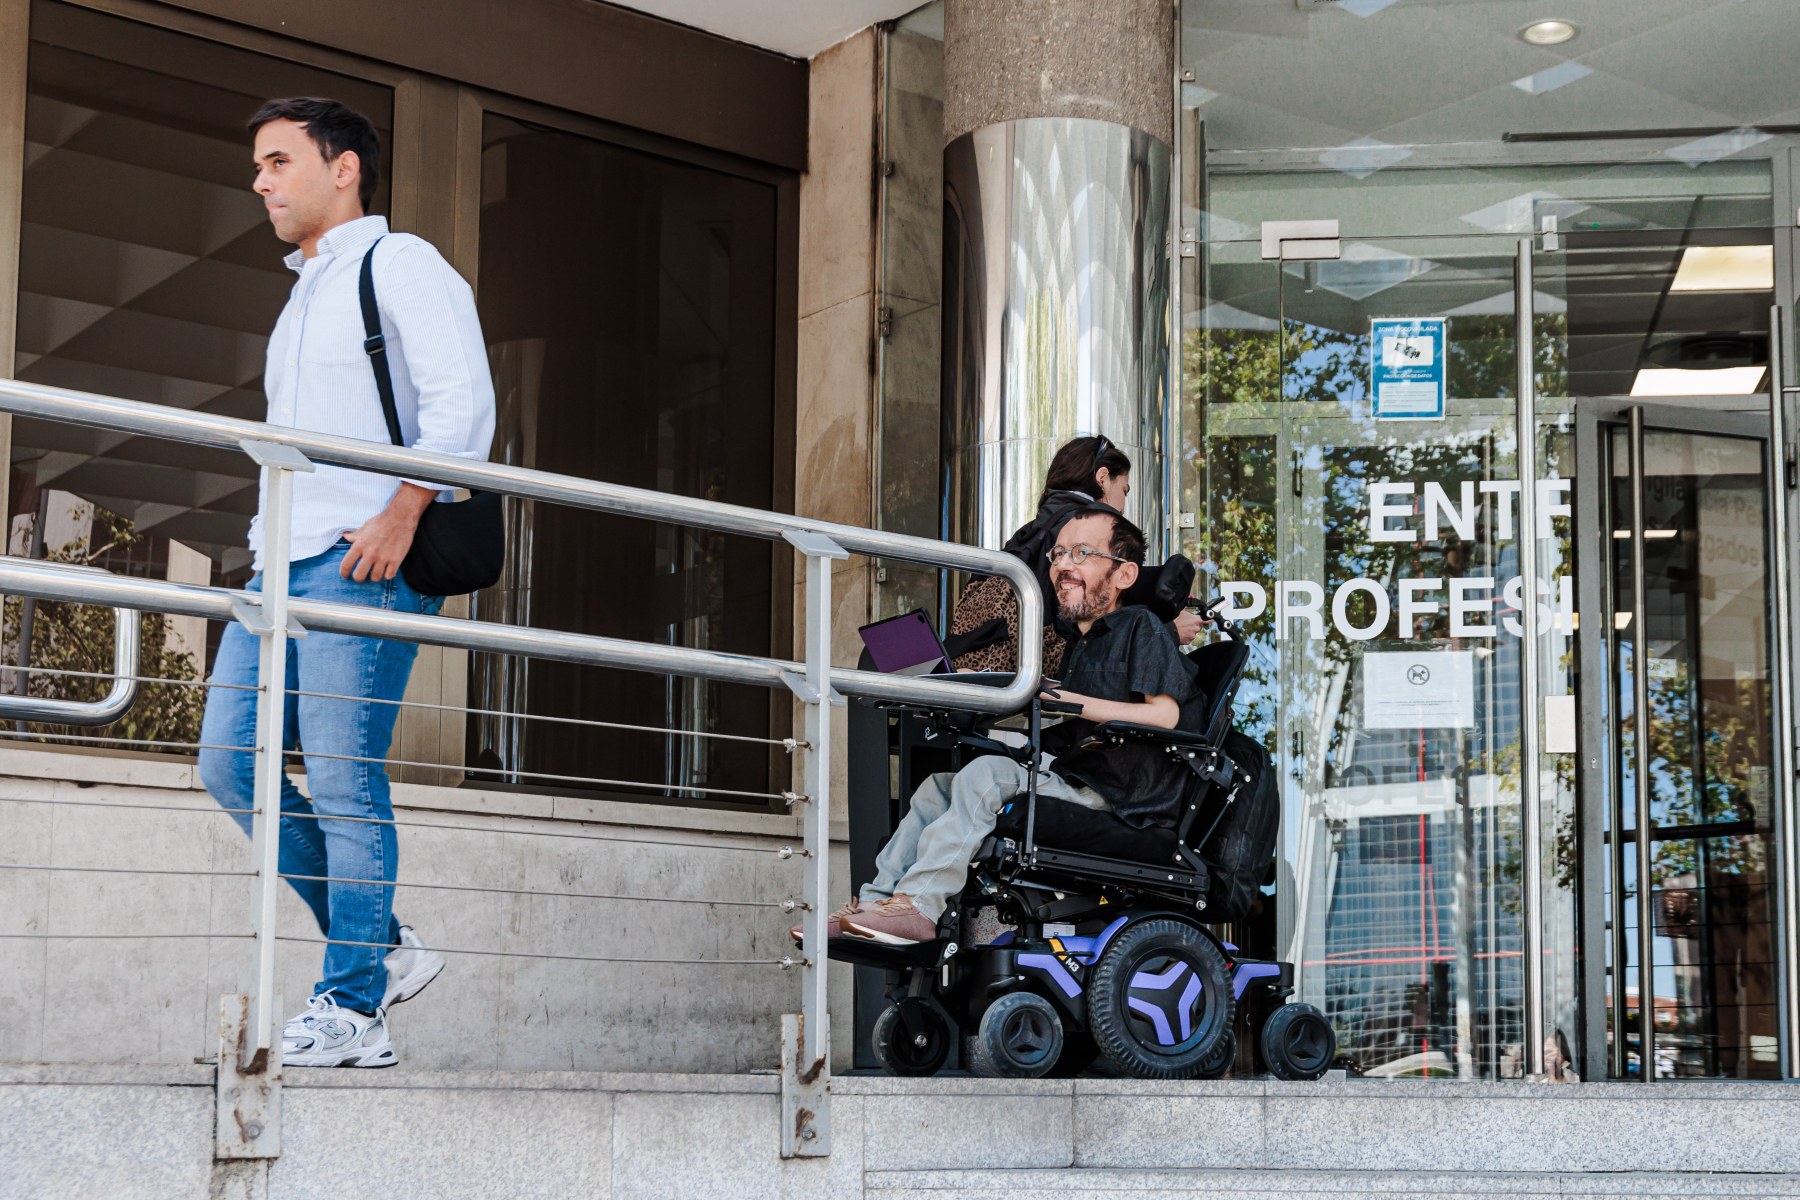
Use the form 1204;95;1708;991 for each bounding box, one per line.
1370;317;1447;420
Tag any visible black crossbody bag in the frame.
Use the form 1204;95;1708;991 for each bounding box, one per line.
358;239;504;597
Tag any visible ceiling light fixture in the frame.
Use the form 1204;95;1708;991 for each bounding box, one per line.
1520;19;1578;46
1671;245;1775;292
1630;366;1768;397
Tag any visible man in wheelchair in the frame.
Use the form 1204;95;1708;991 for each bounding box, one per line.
820;504;1338;1080
836;506;1193;946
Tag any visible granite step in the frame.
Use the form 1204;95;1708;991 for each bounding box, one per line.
864;1167;1800;1200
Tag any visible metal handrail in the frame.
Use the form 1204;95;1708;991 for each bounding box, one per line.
0;378;1043;711
0;564;140;726
0;374;1050;1160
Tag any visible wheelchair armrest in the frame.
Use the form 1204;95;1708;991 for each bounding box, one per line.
1094;721;1213;749
956;733;1034;763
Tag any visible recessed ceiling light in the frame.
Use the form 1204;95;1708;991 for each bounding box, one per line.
1671;245;1775;292
1520;19;1578;46
1630;366;1768;397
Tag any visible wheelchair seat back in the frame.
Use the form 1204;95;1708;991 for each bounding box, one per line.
1187;637;1250;746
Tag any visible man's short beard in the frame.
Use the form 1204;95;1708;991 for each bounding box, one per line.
1057;569;1119;623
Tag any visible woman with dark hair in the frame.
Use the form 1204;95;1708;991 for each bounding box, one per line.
949;434;1200;674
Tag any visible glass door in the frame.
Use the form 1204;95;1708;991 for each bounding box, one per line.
1194;230;1575;1078
1574;401;1784;1079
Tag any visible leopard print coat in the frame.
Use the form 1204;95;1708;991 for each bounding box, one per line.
948;574;1066;676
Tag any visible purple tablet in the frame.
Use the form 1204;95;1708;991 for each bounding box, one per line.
858;609;951;675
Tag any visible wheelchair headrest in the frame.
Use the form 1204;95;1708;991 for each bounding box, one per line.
1118;553;1196;624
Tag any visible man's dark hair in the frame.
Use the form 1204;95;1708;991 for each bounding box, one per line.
1064;505;1146;566
1105;511;1147;566
248;97;381;211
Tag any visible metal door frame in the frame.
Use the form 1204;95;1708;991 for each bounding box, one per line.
1572;397;1779;1079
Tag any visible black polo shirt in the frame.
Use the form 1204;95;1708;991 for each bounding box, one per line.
1041;604;1202;827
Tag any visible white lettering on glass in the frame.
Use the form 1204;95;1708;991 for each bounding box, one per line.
1276;581;1326;640
1423;481;1477;542
1367;482;1416;543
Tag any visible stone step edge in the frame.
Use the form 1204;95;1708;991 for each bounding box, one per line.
863;1168;1800;1195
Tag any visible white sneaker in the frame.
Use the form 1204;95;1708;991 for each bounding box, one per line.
282;993;397;1068
383;925;446;1008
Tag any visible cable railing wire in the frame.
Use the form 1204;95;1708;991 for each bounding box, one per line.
0;729;250;755
0;767;805;857
0;664;248;691
295;745;800;804
279;933;804;969
0;863;254;879
0;729;797;804
0;931;251;941
277;870;802;910
0;664;800;747
0;793;249;818
280;808;809;856
285;686;803;748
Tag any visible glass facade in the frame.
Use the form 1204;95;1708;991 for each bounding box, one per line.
1180;0;1797;1078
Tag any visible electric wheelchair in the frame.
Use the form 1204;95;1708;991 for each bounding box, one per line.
835;567;1336;1081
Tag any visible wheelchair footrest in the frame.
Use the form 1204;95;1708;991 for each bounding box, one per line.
825;937;945;970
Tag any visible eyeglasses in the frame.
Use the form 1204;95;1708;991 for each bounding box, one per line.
1089;434;1112;480
1047;545;1128;567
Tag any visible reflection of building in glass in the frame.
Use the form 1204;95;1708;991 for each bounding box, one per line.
1316;631;1525;1077
1320;806;1522;1077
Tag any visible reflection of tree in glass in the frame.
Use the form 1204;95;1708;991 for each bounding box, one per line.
2;508;205;749
1190;306;1579;1075
1187;324;1279;743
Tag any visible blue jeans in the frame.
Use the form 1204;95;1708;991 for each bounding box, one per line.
199;541;442;1014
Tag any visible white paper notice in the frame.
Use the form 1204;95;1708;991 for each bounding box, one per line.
1364;650;1475;730
1382;334;1435;367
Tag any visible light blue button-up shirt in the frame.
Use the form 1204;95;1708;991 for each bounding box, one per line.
249;215;496;570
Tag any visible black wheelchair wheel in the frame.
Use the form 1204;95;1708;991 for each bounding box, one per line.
872;997;952;1076
968;992;1064;1079
1260;1002;1336;1081
1087;918;1233;1080
1195;1027;1236;1079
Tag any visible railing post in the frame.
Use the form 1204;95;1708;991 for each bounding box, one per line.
236;440;313;1074
780;530;845;1158
1514;239;1548;1079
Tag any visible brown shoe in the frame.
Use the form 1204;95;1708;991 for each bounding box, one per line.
790;897;862;945
841;895;938;945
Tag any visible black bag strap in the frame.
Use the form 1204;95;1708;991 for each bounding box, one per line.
359;236;405;448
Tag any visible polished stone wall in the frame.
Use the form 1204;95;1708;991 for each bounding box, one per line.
874;25;949;622
794;28;880;819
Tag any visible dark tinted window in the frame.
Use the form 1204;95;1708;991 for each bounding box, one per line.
470;113;781;804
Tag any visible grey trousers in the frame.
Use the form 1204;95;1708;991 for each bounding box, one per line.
862;752;1110;920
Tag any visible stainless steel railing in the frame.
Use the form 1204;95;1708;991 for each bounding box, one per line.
0;563;139;726
0;375;1045;1159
